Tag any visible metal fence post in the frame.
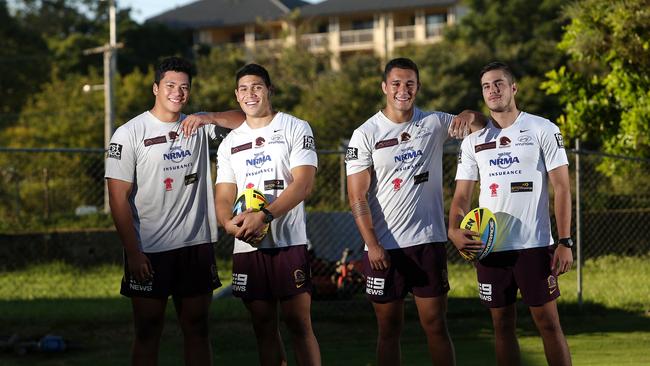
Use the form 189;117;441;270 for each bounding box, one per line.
340;151;346;205
575;138;582;307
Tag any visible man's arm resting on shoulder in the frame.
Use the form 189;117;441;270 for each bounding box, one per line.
215;182;239;236
448;180;483;255
347;169;389;271
235;165;317;243
107;178;152;282
448;110;488;138
549;165;573;275
181;110;246;135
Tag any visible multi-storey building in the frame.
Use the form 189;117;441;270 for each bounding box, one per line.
149;0;464;68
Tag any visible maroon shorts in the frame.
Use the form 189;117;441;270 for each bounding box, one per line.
231;245;312;301
120;243;221;299
362;242;450;303
476;246;560;307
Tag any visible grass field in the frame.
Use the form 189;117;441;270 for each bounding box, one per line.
1;254;649;365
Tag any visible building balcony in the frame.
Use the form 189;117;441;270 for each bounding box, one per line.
340;29;374;50
300;33;329;52
394;25;415;42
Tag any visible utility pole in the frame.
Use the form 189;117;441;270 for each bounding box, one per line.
83;0;123;214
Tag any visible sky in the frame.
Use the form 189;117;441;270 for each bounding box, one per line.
121;0;322;24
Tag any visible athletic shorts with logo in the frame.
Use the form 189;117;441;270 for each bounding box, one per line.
231;245;312;300
120;242;221;298
476;246;560;307
363;242;449;303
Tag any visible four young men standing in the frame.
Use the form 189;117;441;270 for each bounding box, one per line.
107;56;572;365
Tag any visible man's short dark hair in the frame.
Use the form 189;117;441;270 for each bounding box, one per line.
480;61;516;83
154;57;194;85
383;58;420;83
236;63;272;88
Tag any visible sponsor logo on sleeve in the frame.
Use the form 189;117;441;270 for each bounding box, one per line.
231;142;253;154
144;135;167;147
414;171;429;185
108;143;123;160
345;147;359;161
475;141;497;153
511;181;533;193
375;138;399;149
264;179;285;190
184;173;198;185
554;133;565;148
303;135;316;150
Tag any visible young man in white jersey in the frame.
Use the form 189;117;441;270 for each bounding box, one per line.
346;57;485;366
105;56;244;366
214;63;321;366
448;61;573;366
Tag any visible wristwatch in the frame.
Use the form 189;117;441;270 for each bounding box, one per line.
260;207;274;224
558;237;574;248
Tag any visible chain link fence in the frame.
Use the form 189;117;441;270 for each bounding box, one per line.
1;144;649;300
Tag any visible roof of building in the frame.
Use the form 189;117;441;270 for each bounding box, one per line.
147;0;309;28
148;0;456;28
299;0;456;17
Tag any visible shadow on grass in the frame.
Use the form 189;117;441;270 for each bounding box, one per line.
2;296;648;365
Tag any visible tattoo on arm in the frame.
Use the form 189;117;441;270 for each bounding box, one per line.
351;201;370;219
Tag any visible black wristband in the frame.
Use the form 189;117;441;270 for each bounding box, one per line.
260;207;274;224
558;237;573;248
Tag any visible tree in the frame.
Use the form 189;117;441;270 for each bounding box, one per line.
542;0;650;157
295;54;383;149
400;0;567;118
0;1;50;125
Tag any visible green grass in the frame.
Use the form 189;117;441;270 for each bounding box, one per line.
1;255;649;365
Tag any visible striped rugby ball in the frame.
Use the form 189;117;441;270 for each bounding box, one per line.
232;187;269;246
459;207;497;261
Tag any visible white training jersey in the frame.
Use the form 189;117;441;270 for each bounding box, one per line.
346;108;453;250
455;112;569;252
216;112;318;254
105;111;218;253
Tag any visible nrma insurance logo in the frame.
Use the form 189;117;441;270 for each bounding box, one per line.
394;148;423;163
489;152;520;169
246;152;272;168
164;146;192;163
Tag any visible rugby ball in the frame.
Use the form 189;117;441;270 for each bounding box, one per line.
232;187;269;245
459;207;497;261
